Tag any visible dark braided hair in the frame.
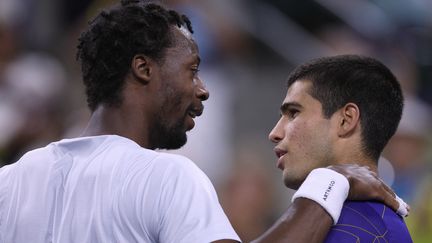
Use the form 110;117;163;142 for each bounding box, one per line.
76;0;193;111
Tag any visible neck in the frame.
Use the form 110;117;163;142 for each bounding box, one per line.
333;136;378;173
81;105;150;148
335;155;378;173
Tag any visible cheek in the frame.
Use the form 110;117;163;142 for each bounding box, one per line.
162;85;188;110
283;123;310;165
284;121;311;151
159;93;185;123
281;122;322;181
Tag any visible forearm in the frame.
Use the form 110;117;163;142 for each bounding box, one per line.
250;165;407;243
251;198;332;243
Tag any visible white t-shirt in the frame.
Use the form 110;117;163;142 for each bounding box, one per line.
0;135;240;243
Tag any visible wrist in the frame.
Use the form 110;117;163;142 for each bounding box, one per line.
292;168;349;224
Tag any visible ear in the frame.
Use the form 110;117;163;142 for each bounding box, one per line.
337;103;360;137
131;54;153;85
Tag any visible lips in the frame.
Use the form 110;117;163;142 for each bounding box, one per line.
188;110;197;118
274;147;287;170
274;148;286;158
187;105;204;118
188;107;203;118
185;106;204;130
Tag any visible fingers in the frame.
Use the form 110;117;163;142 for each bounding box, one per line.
376;176;410;217
330;164;411;217
327;164;411;217
380;186;399;212
377;177;410;217
396;195;410;217
378;177;395;198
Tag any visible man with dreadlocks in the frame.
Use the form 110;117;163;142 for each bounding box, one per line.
0;1;407;242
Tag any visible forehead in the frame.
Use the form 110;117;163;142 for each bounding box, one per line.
178;25;193;40
284;80;313;102
282;80;324;113
166;26;199;58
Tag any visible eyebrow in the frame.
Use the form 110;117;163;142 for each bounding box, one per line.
280;102;302;114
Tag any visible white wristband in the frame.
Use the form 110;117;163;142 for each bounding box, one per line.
292;168;349;225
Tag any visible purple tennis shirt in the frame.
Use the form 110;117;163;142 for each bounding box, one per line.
325;201;413;242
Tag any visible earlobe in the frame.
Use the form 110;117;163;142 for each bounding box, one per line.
337;103;360;137
131;55;152;85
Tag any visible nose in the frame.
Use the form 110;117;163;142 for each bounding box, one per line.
268;118;284;143
195;77;209;101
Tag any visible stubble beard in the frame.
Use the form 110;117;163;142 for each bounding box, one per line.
151;114;187;150
149;92;189;150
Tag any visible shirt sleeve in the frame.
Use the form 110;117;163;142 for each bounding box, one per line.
152;154;240;243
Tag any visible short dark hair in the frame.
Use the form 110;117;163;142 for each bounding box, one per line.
287;55;404;161
76;0;193;111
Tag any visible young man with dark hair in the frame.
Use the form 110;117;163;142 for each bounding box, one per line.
269;55;413;242
0;1;406;242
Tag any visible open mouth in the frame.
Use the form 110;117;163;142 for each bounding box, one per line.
188;110;197;118
274;148;287;158
187;105;204;118
185;109;201;130
184;105;204;130
188;106;203;118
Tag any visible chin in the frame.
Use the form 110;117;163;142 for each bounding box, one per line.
153;120;188;150
284;182;301;190
168;141;187;150
283;174;302;190
160;134;187;150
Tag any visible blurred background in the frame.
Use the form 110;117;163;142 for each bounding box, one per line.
0;0;431;241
